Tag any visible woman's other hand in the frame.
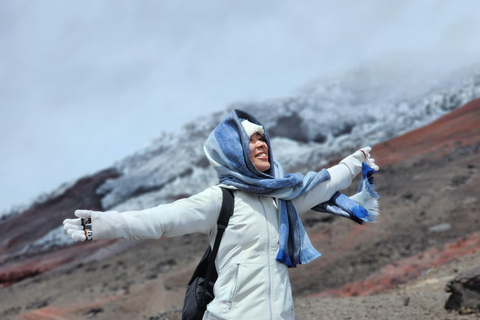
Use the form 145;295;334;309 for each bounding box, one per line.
63;210;93;241
340;147;379;176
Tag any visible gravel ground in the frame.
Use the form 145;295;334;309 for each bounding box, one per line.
294;251;480;320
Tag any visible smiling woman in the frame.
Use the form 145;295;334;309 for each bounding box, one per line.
240;117;271;173
248;131;270;173
63;109;380;320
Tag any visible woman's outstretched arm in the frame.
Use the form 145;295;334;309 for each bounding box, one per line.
292;147;378;214
63;186;223;241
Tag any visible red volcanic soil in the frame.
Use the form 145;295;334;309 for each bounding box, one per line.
312;230;480;298
373;98;480;166
0;240;117;287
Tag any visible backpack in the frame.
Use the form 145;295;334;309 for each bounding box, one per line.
182;187;234;320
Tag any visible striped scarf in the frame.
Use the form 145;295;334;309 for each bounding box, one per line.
204;109;378;267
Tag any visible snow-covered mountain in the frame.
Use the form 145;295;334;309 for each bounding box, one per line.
2;66;480;223
98;66;480;213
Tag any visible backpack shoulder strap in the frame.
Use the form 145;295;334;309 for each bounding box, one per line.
202;187;234;292
212;187;234;255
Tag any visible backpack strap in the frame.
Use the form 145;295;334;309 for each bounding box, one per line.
200;187;234;300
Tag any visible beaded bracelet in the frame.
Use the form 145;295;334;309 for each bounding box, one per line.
82;217;93;241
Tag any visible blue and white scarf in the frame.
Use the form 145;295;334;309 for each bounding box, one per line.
204;109;379;268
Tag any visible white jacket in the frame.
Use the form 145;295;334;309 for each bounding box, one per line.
91;164;354;320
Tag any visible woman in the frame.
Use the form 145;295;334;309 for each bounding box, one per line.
64;109;379;319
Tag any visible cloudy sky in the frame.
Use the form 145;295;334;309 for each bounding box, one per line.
1;0;480;211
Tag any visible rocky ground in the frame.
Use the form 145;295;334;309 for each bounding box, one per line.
0;100;479;320
294;251;480;320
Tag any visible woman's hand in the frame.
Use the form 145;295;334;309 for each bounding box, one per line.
340;147;379;176
63;210;94;241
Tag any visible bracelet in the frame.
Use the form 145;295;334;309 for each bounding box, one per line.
82;218;93;241
360;149;368;159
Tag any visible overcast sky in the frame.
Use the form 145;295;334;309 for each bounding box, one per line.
1;0;480;211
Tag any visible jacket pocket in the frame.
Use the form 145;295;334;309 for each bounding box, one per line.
228;263;241;309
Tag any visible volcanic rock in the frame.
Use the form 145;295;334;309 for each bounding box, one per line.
445;266;480;314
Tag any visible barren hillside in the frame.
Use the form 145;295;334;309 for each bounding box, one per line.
0;99;479;320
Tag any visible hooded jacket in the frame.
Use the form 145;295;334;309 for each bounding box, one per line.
91;163;354;319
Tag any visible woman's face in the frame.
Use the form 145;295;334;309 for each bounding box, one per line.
249;132;270;172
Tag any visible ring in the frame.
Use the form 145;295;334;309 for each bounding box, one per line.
360;150;368;159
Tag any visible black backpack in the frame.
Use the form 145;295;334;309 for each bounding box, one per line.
182;187;234;320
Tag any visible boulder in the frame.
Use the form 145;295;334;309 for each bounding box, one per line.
445;267;480;314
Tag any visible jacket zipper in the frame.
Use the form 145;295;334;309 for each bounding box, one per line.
229;263;240;309
258;197;273;320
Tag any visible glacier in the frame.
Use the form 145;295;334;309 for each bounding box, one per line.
99;67;480;212
2;66;480;226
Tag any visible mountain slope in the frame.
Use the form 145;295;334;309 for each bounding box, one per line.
1;98;478;320
0;69;479;319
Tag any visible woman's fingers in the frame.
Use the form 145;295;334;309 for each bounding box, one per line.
71;232;87;242
359;147;379;171
368;158;379;171
74;210;92;219
63;223;83;231
63;218;82;226
66;228;87;241
361;146;371;153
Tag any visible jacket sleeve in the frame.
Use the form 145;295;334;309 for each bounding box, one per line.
291;163;353;215
91;186;223;240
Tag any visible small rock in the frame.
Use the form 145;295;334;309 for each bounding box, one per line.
83;307;104;317
25;297;52;310
445;266;480;314
429;223;451;233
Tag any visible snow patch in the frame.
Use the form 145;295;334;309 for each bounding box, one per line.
20;225;75;255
